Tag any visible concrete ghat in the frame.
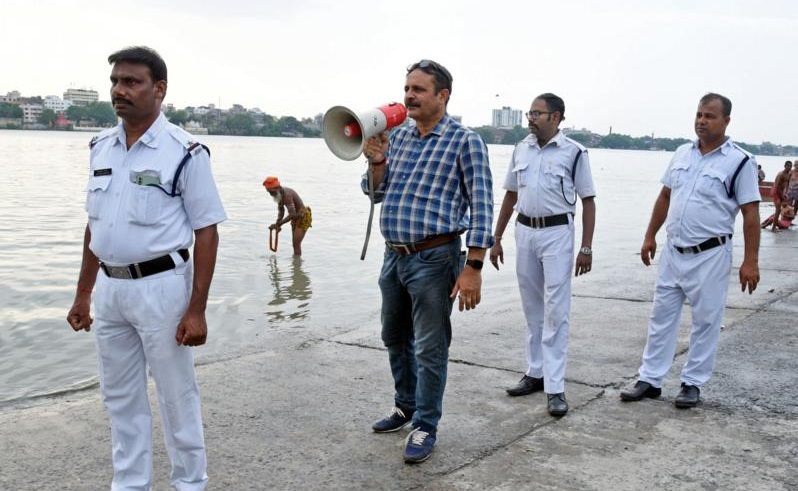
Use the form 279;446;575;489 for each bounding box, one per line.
1;231;797;490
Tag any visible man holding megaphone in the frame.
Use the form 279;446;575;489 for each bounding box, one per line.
360;59;494;464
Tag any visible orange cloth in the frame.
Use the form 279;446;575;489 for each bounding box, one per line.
263;176;280;190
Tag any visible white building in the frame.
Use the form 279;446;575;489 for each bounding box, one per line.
44;95;72;112
0;91;21;103
63;88;98;106
20;103;43;125
491;106;523;129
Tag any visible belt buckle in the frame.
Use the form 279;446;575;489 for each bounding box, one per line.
390;243;413;255
533;216;543;228
108;265;133;279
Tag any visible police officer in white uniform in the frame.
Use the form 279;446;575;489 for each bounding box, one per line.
490;93;596;417
621;93;760;408
67;46;226;491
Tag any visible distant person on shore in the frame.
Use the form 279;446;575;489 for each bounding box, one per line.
757;164;765;183
787;161;798;208
263;176;311;256
620;93;760;408
361;59;494;463
761;202;795;229
489;93;596;418
66;46;226;490
770;161;792;231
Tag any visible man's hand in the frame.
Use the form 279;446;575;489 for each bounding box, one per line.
451;267;482;311
640;237;657;266
574;252;592;276
489;242;504;270
739;259;759;294
66;297;93;332
269;223;281;231
363;131;389;162
176;309;208;346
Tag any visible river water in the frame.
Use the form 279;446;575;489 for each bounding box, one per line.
0;129;784;406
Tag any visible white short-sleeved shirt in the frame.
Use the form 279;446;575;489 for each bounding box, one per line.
503;130;595;217
85;113;227;265
662;139;759;247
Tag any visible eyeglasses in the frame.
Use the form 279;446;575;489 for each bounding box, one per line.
407;59;453;87
526;110;553;120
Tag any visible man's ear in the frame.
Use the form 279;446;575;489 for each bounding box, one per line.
155;80;167;101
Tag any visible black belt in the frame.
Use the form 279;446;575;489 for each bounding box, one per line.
674;235;731;254
386;233;459;256
100;249;190;279
517;213;569;229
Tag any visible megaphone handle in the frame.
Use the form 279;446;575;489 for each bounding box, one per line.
360;164;376;260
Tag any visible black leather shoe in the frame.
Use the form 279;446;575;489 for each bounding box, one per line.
547;393;568;416
674;383;700;408
506;375;544;397
620;380;662;402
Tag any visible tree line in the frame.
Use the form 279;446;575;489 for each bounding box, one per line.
470;125;798;156
2;101;794;156
165;108;321;138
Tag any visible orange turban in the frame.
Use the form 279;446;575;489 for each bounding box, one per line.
263;176;280;190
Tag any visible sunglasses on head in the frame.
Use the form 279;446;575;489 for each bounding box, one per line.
407;59;452;87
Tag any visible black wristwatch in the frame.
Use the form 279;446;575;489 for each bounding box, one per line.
465;259;484;270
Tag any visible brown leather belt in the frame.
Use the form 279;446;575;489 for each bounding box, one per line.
517;213;569;229
386;232;459;255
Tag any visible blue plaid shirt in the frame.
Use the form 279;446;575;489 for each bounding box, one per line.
361;114;494;249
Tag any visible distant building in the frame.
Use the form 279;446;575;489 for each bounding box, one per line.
0;91;21;103
20;102;43;125
44;95;72;112
63;88;98;106
491;106;523;129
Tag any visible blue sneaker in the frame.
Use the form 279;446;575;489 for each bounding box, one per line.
372;407;413;433
403;425;436;463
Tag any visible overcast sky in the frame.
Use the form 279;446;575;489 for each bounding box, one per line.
2;0;796;145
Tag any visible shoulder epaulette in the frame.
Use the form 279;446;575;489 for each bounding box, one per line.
725;145;755;199
88;128;116;149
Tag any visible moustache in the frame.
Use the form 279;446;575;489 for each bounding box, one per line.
113;98;133;105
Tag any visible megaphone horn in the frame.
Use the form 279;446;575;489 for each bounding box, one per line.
323;102;407;161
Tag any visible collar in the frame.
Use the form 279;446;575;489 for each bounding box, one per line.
413;113;450;138
112;112;167;149
523;129;565;149
691;136;733;156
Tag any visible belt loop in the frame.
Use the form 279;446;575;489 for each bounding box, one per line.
169;250;186;266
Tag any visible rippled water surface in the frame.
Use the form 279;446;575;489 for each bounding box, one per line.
0;129;783;404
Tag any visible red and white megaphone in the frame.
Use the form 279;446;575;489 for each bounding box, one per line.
322;102;407;161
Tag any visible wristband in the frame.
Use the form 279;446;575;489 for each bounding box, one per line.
78;288;92;294
370;158;387;166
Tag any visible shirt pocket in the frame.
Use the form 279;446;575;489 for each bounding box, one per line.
697;168;729;199
126;169;172;225
542;163;567;192
512;160;530;188
668;162;691;189
85;175;111;219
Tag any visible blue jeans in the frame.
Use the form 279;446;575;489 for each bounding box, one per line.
378;238;463;432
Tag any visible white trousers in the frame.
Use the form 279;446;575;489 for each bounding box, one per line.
515;220;574;394
94;262;208;491
638;239;732;388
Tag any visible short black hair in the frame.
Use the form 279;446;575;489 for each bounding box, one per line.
407;59;453;95
700;92;732;117
535;93;565;121
108;46;167;82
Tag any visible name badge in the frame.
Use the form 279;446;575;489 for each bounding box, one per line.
93;168;112;176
